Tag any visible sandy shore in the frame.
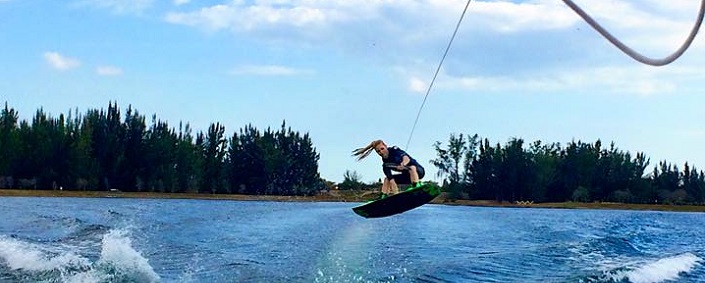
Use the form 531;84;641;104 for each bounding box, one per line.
1;189;704;213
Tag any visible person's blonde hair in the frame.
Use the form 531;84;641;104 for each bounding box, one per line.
352;140;385;161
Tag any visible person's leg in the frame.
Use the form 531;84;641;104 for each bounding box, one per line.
389;178;400;194
392;172;411;192
408;165;419;183
381;177;391;195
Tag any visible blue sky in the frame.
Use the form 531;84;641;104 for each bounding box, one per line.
1;0;704;183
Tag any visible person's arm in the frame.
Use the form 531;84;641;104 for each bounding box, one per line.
397;155;411;170
383;165;393;178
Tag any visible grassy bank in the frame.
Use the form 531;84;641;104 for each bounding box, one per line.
0;189;354;202
439;199;705;213
1;189;704;213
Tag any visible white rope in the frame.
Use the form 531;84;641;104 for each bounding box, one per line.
563;0;705;66
406;0;473;150
403;0;704;150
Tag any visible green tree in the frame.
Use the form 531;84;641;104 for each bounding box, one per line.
228;124;266;194
431;133;479;199
88;103;125;190
143;116;179;192
338;170;364;190
120;106;147;192
651;161;680;203
66;109;99;190
497;138;530;202
470;139;501;200
201;122;227;194
227;122;321;196
175;122;201;193
682;163;704;203
572;186;590;202
280;127;322;196
526;140;559;202
0;103;20;182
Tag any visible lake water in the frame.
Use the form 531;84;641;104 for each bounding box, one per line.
0;197;703;283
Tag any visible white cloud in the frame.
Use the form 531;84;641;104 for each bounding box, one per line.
76;0;154;14
469;0;578;33
170;1;702;52
96;66;123;76
408;77;428;94
162;0;703;43
430;64;702;97
173;0;189;6
43;52;81;70
165;0;704;87
165;2;338;32
229;65;313;76
163;0;585;34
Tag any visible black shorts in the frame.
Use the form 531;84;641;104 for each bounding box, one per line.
391;165;425;184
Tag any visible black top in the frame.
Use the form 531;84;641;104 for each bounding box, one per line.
382;146;422;179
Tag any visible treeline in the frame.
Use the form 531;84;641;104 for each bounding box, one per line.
432;134;705;205
0;102;324;195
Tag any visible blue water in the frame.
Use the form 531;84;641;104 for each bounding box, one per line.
0;197;703;283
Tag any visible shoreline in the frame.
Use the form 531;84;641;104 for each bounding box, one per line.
1;189;704;213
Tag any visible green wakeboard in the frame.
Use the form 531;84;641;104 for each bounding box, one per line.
352;183;441;218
